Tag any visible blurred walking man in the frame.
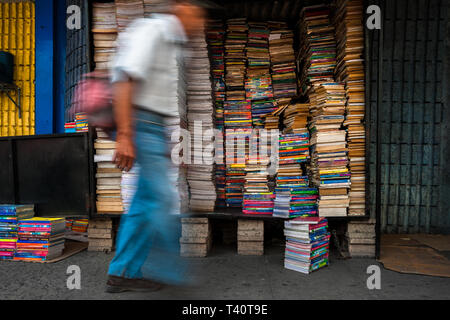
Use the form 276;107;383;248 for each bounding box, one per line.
106;1;206;293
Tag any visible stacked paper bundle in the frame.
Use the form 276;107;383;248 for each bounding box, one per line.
282;103;310;134
115;0;144;33
298;4;337;94
284;217;331;274
269;26;297;99
224;18;248;95
334;0;366;216
64;122;76;133
186;32;216;212
143;0;171;16
92;2;118;71
120;164;139;214
94;129;124;215
0;205;34;260
75;112;89;132
14;218;66;262
308;83;350;217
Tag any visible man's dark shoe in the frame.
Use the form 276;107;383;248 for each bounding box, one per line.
105;275;164;293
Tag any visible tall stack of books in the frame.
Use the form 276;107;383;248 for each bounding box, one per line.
186;31;216;212
334;0;366;216
115;0;144;33
0;205;35;260
14;218;66;262
298;4;337;94
94;129;124;215
284;217;331;274
245;22;273;101
269;26;297;99
207;20;227;208
143;0;171;16
224;18;248;95
308;83;350;217
92;2;118;71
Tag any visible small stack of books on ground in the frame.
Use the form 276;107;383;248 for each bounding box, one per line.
298;4;337;94
284;217;331;274
92;2;118;71
65;218;89;242
333;0;366;216
0;205;35;260
186;31;216;212
14;217;66;262
64;122;76;133
75;112;89;132
115;0;144;33
309;83;350;217
269;26;297;99
94;129;124;215
88;218;114;252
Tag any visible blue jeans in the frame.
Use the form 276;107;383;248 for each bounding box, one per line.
108;109;185;284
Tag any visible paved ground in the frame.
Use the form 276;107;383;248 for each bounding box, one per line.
0;243;449;300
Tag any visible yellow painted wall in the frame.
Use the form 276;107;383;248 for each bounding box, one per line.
0;1;35;137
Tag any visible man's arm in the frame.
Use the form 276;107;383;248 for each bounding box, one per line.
113;78;135;172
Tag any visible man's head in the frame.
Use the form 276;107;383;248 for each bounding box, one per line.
172;0;207;37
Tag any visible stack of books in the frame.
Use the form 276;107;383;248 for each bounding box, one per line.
245;22;273;102
75;112;88;132
115;0;144;33
263;97;290;130
251;100;277;128
284;217;331;274
186;31;216;212
334;0;366;216
278;133;311;165
94;129;124;215
65;218;89;242
92;2;118;71
283;103;310;134
243;158;274;215
309;83;350;217
64;122;76;133
71;219;88;234
274;175;319;218
269;26;297;99
298;4;337;94
0;205;35;260
15;218;66;262
225;163;246;208
224;100;252;128
143;0;171;17
206;19;226;129
224;18;248;94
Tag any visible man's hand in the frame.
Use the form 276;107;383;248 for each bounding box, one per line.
114;134;135;172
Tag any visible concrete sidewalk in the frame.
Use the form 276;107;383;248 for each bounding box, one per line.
0;244;449;300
